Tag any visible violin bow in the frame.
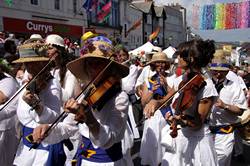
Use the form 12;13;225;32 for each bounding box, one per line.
136;74;200;127
30;57;114;150
0;54;57;112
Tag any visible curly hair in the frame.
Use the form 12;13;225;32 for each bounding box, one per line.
177;39;215;69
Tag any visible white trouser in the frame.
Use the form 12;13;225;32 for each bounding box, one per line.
0;127;19;166
214;132;235;166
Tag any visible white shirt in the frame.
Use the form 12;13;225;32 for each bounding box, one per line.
210;71;248;126
0;73;19;130
16;78;62;128
42;91;129;165
122;64;141;94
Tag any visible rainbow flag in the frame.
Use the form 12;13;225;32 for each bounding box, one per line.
148;27;160;41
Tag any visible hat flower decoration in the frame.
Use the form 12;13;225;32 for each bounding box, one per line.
67;37;129;85
13;42;49;63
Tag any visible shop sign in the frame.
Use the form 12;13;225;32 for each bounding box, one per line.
3;17;82;37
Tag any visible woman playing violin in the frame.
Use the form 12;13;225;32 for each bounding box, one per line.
32;40;130;166
152;39;218;166
12;42;64;166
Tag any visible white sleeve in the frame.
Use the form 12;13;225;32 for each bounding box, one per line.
238;76;248;91
43;113;79;145
0;97;18;121
232;85;248;110
200;79;218;99
89;92;129;149
122;65;139;94
135;67;147;88
29;80;62;124
0;76;18;121
0;76;18;98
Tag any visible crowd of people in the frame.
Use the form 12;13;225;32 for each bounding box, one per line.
0;30;249;166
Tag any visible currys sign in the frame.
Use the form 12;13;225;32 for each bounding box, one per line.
26;21;53;33
3;17;82;37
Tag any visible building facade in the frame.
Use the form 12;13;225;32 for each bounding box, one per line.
124;0;186;49
0;0;186;49
0;0;87;40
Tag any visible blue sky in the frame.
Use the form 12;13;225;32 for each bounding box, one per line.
154;0;250;42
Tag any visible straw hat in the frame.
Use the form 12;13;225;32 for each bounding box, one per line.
13;43;49;63
146;52;170;65
209;49;230;71
45;34;65;48
67;40;129;84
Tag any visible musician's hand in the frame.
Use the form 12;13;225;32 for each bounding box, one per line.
22;90;40;107
32;124;50;143
165;111;174;123
64;98;80;114
215;99;226;109
152;84;160;92
143;99;158;118
159;74;168;87
64;98;88;123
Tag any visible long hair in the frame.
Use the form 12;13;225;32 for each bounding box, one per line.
54;45;76;86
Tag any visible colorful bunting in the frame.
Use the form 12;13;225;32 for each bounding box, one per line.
193;1;250;30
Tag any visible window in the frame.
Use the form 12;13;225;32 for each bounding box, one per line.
73;0;77;14
111;1;119;27
31;0;38;5
55;0;60;10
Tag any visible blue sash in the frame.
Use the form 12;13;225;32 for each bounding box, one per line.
209;125;234;134
22;126;66;166
75;136;122;165
160;106;173;118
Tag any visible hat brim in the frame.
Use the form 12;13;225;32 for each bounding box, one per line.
24;38;44;44
66;55;129;84
209;67;230;71
146;59;170;66
12;57;50;63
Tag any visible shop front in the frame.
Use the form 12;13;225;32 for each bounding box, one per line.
3;17;83;39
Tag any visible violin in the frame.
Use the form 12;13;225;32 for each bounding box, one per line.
170;73;207;138
75;76;121;123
